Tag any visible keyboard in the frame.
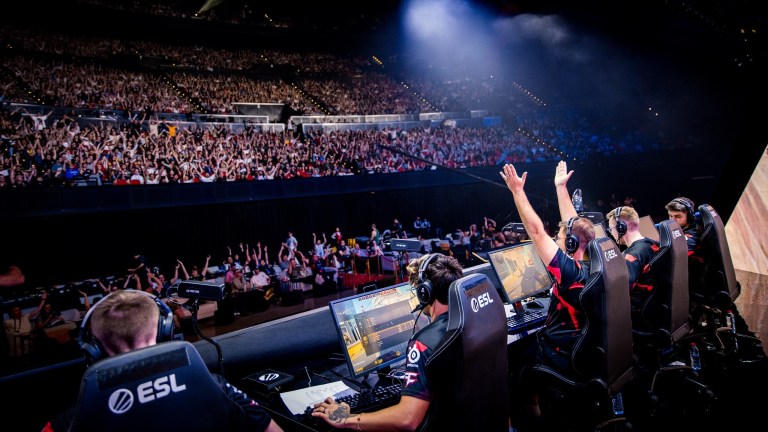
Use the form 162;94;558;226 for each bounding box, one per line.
334;383;402;413
507;309;547;333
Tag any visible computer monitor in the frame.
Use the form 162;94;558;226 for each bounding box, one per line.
638;215;660;242
328;283;427;380
462;262;505;304
487;242;554;306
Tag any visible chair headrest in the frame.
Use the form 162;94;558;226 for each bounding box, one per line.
575;238;632;389
652;219;688;271
646;220;690;337
424;273;509;431
697;204;739;302
445;273;506;353
70;341;232;432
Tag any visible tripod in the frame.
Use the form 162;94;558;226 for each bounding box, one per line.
393;251;410;283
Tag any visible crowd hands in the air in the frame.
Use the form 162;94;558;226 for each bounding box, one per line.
0;25;678;188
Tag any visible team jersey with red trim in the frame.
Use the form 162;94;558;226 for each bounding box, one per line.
542;249;590;355
624;238;660;329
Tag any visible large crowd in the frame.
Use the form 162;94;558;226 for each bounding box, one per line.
0;14;691;190
1;106;673;188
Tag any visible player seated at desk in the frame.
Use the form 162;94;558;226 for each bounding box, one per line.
310;254;507;431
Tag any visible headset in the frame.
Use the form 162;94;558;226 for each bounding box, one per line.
672;198;695;224
614;206;627;239
415;254;440;308
564;217;580;255
79;290;174;364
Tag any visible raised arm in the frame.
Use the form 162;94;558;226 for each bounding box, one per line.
177;259;190;281
500;164;559;265
554;160;578;222
80;289;91;312
172;260;182;284
201;255;211;277
244;243;252;268
97;279;109;294
29;292;47;320
255;242;263;262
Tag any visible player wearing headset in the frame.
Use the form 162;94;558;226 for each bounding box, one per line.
311;253;465;431
501;161;595;427
605;206;660;333
44;290;282;432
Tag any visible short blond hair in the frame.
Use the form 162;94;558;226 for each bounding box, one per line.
90;290;159;355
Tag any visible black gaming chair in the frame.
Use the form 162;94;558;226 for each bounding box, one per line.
419;273;509;432
626;220;716;424
634;219;691;356
522;237;635;431
693;204;740;310
691;204;767;373
66;341;249;432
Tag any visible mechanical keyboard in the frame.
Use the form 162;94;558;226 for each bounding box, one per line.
507;309;547;333
334;383;402;413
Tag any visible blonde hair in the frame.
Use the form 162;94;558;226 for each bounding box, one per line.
90;290;159;355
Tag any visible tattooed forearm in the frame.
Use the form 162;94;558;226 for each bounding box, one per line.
328;405;352;423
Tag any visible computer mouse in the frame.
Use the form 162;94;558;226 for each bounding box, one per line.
389;370;407;380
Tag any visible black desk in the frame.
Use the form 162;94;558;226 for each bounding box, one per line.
239;299;549;432
242;359;393;432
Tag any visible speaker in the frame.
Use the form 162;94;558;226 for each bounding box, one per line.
614;206;627;239
565;217;580;255
415;254;439;307
79;290;174;364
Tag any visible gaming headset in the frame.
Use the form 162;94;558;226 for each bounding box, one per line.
672;198;695;224
564;217;580;255
415;254;439;308
79;290;174;364
614;206;627;239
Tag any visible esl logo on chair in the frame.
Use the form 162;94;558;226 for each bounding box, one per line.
108;373;187;414
108;389;134;414
470;292;494;312
259;372;281;382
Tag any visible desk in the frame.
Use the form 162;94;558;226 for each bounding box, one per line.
505;296;550;343
240;300;547;432
242;359;356;432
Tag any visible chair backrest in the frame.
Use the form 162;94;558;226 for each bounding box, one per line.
69;341;238;432
572;237;633;394
644;220;691;344
421;273;509;432
697;204;740;306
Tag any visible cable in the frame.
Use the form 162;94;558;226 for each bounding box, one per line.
327;367;367;392
413;307;425;336
305;367;338;385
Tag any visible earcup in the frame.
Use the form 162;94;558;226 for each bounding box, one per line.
615;207;627;238
79;336;104;365
565;217;580;254
416;254;439;307
79;290;174;364
156;297;174;342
